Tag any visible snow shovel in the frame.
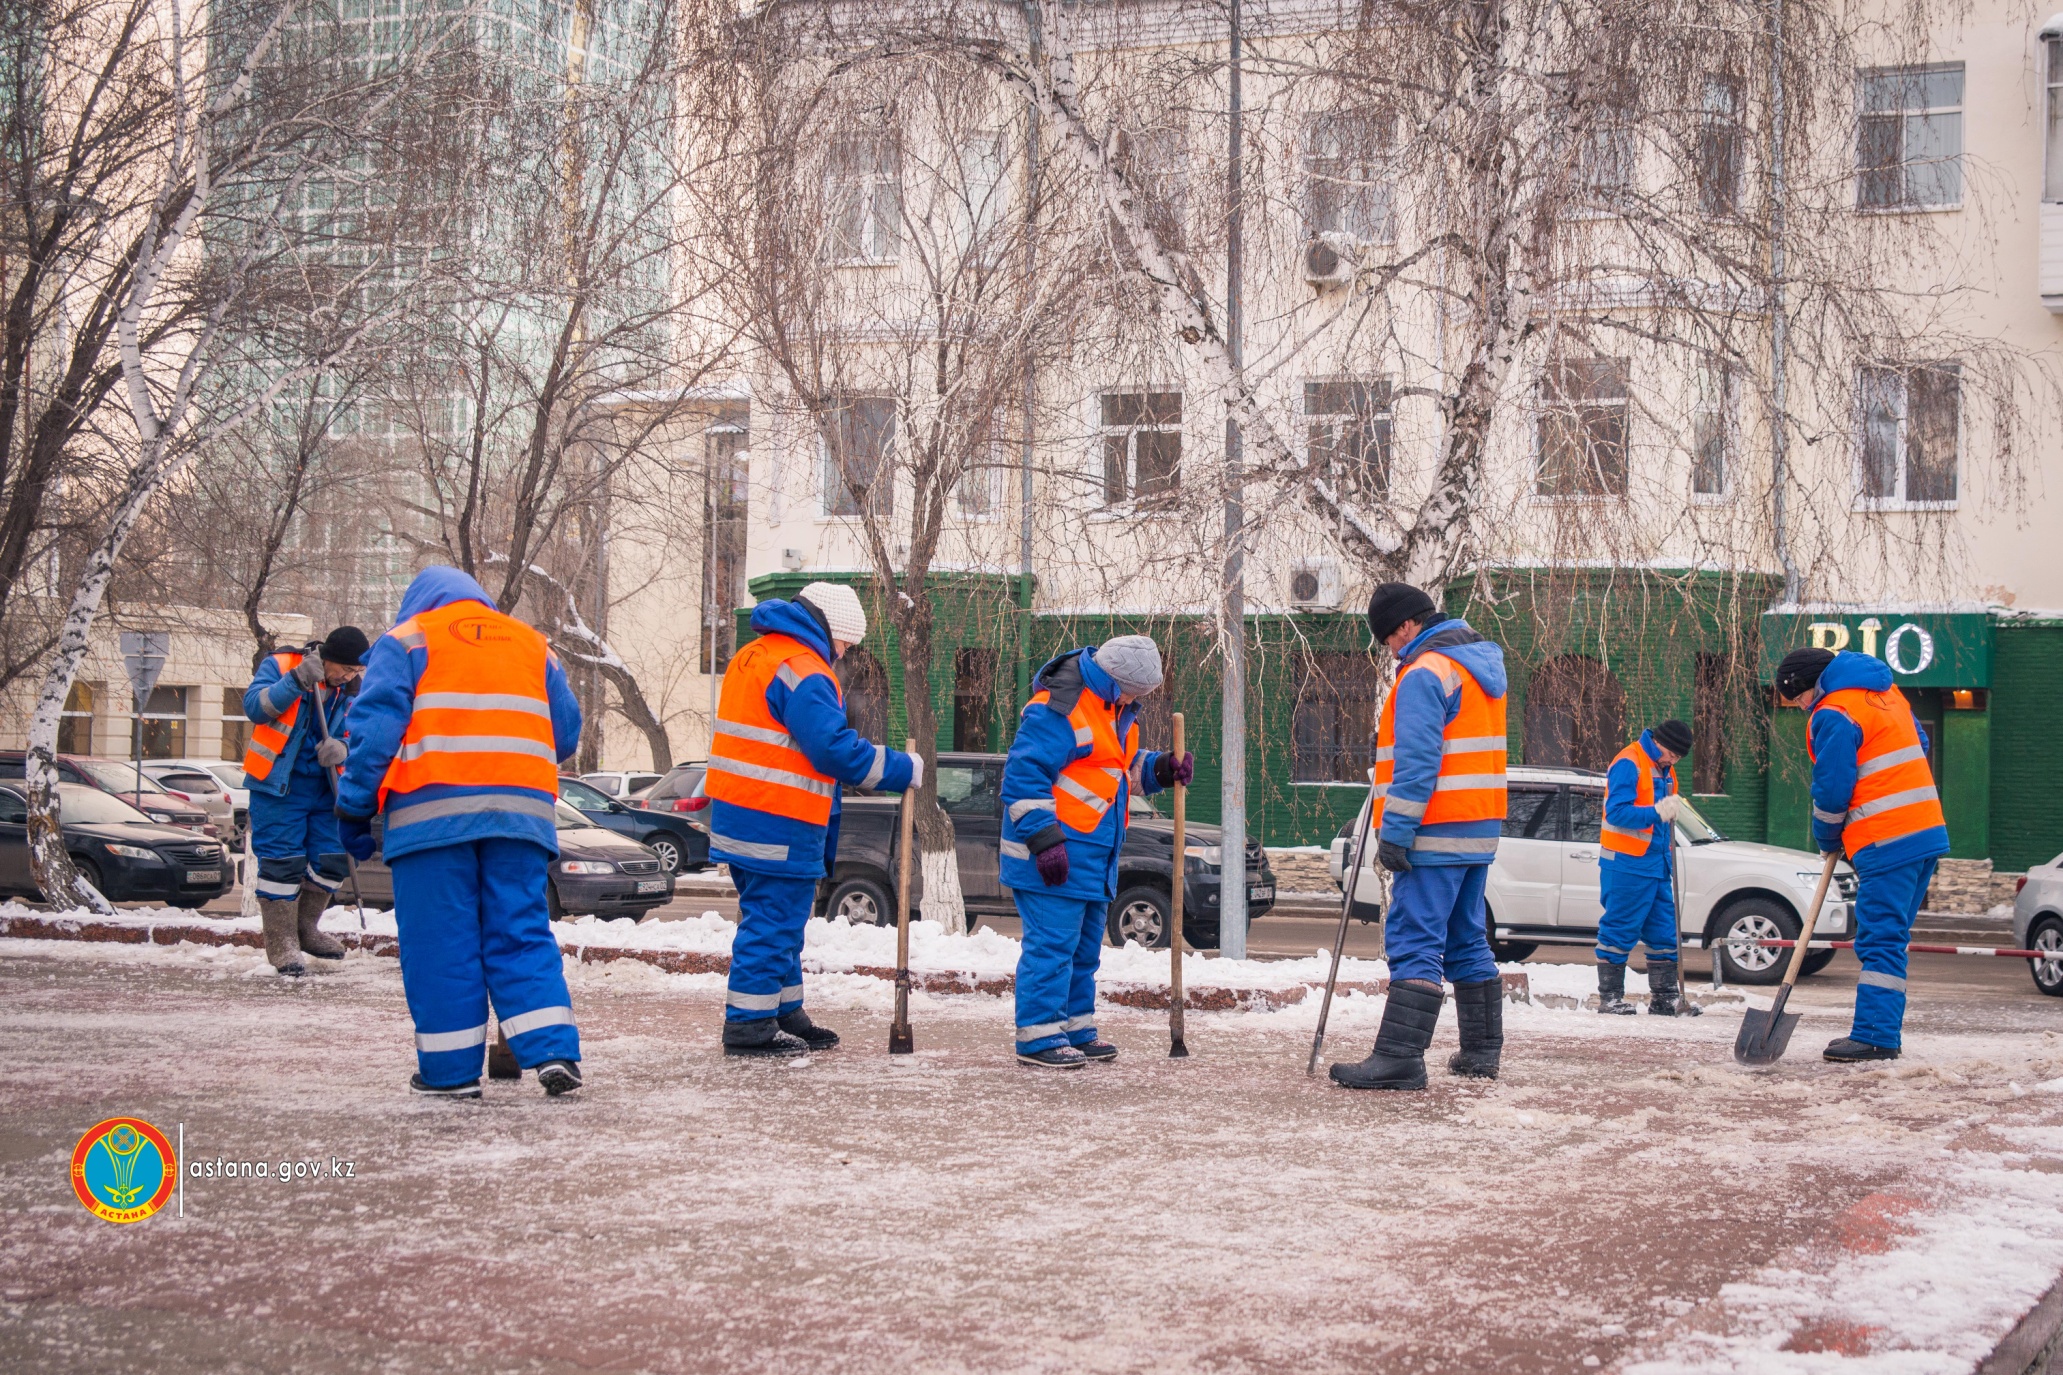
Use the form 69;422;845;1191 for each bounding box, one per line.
1307;779;1378;1076
312;679;369;934
1168;713;1189;1059
1734;851;1839;1066
889;738;916;1056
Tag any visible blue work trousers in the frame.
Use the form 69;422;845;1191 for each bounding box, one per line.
726;868;819;1022
392;837;577;1087
1385;863;1499;987
1595;862;1679;965
249;766;344;901
1851;856;1938;1050
1014;889;1107;1053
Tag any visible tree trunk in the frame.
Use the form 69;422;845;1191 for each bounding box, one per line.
886;577;964;935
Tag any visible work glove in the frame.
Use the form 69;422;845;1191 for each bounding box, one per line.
1818;840;1846;860
1034;842;1070;887
335;811;375;863
1376;839;1413;873
316;737;348;769
291;653;323;691
905;754;924;791
1653;794;1684;824
1153;752;1195;788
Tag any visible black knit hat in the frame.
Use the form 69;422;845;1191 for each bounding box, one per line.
1774;646;1835;701
1652;718;1694;756
321;625;370;667
1366;582;1439;642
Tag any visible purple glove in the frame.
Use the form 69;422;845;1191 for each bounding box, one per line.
1154;752;1195;788
1034;843;1070;887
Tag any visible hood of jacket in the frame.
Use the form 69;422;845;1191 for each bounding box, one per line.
749;599;835;662
397;566;496;622
1400;617;1508;698
1818;650;1895;697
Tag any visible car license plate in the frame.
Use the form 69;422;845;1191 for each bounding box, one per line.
1248;884;1273;903
186;868;221;884
636;878;667;894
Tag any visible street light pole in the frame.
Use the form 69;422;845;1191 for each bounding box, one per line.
1219;0;1249;959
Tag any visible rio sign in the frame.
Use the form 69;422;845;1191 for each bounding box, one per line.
1759;610;1991;689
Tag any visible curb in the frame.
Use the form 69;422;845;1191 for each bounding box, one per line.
1981;1273;2063;1375
0;911;1531;1011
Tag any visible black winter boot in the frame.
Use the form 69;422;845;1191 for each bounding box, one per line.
1330;981;1442;1090
778;1009;840;1050
723;1018;812;1058
1596;961;1637;1015
534;1060;583;1095
1446;979;1504;1078
1644;960;1702;1017
1823;1037;1900;1062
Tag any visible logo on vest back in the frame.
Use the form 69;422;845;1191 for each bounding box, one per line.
70;1117;176;1223
448;616;515;645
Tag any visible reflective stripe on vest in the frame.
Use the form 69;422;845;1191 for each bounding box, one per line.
377;603;559;810
1373;651;1507;832
706;633;839;826
243;652;304;782
1027;687;1138;833
1600;742;1672;858
1809;688;1945;854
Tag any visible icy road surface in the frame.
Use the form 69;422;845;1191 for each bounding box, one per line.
4;938;2063;1374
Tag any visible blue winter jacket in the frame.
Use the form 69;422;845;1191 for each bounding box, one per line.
1378;618;1509;866
1602;730;1676;877
1808;651;1950;874
242;651;352;800
999;647;1167;901
708;599;916;880
335;567;584;862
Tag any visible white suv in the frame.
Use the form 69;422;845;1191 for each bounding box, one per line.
2012;852;2063;997
1328;765;1857;984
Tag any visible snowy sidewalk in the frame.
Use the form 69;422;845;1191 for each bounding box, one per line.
4;935;2063;1373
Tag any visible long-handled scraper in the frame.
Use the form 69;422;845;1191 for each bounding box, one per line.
1733;850;1839;1066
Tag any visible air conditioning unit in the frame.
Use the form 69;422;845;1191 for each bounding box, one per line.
1289;558;1342;610
1302;232;1359;290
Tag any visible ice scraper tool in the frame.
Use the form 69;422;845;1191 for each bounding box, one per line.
1168;713;1189;1059
1308;775;1378;1076
1733;850;1839;1066
890;738;916;1056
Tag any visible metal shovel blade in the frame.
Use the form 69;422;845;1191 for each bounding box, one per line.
1733;985;1800;1066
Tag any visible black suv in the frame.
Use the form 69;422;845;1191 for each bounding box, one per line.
559;775;708;874
819;751;1275;949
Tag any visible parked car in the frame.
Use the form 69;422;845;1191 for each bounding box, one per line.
0;752;218;838
583;770;665;801
2013;851;2063;996
333;799;675;920
821;751;1276;950
630;763;706;815
137;759;240;844
558;775;708;874
0;783;233;906
1328;764;1857;984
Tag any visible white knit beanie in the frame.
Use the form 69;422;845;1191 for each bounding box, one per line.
798;582;868;644
1096;634;1164;695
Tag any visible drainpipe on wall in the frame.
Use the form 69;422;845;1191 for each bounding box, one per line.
1219;0;1249;959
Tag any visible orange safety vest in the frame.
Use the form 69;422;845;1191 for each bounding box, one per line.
1600;741;1673;858
376;601;559;809
243;652;306;782
1809;686;1945;855
1373;652;1507;830
1026;685;1139;834
706;633;841;826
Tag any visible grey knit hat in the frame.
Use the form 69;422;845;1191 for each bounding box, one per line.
1096;635;1164;696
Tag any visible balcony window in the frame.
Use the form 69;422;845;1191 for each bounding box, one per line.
1857;65;1963;210
2047;41;2063;201
825;135;902;264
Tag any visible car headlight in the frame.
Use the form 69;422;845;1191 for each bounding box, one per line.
1183;844;1222;873
146;812;173;824
104;842;162;861
559;860;615;875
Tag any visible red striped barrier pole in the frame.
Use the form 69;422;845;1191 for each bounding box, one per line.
1723;937;2060;961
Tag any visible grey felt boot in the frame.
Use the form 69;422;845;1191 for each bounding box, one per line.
295;885;346;960
259;898;306;977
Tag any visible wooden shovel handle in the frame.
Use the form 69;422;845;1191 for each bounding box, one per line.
1169;714;1185;1017
1779;851;1841;989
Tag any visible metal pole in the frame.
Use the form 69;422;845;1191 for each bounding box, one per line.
1018;0;1042;713
1219;0;1249;959
1767;0;1798;604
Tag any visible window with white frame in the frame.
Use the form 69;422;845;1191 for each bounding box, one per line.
1857;65;1963;211
2046;41;2063;201
1857;363;1959;507
1305;379;1391;500
955;414;1010;518
1690;363;1734;499
1303;113;1393;242
1117;127;1189;251
1553;73;1637;206
1536;358;1630;498
957;130;1009;253
1697;77;1743;216
1100;391;1182;505
821;396;897;518
824;134;902;264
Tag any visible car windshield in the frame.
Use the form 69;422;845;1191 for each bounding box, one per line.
76;760;167;794
1674;797;1725;844
1128;794;1160;819
55;781;152;825
209;764;246;789
554;800;590;830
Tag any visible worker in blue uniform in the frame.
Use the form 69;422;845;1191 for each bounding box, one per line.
999;635;1190;1068
242;626;367;976
335;566;586;1099
1595;718;1701;1017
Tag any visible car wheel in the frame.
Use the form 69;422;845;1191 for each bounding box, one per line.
548;881;566;922
1106;885;1171;949
826;876;891;927
1713;899;1800;986
645;833;684;874
2028;917;2063;997
1800;949;1837;977
1485;906;1537;963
